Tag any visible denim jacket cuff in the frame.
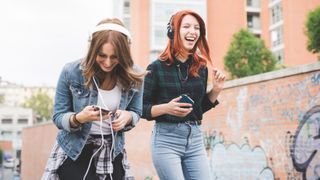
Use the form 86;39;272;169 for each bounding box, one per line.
62;112;81;132
123;111;140;131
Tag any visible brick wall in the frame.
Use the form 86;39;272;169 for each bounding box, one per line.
21;123;57;180
201;63;320;179
21;63;320;180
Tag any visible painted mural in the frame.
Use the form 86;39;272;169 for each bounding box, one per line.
210;142;274;179
292;105;320;180
201;72;320;180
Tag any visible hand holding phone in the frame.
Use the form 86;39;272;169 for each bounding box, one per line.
178;94;194;108
93;105;110;115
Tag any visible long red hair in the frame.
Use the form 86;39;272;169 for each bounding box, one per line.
159;10;212;77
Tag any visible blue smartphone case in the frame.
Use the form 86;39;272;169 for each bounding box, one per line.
179;94;194;105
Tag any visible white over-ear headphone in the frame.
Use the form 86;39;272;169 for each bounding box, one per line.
88;23;132;43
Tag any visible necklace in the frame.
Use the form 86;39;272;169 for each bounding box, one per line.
177;64;189;82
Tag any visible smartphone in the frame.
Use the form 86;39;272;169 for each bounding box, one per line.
179;94;194;108
93;105;110;115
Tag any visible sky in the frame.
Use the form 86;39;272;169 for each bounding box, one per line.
0;0;114;87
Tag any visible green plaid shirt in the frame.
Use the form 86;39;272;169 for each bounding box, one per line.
142;57;219;123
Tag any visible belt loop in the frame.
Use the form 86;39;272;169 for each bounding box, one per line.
196;120;201;125
185;121;194;125
184;120;201;125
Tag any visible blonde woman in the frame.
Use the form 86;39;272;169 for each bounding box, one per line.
43;18;143;180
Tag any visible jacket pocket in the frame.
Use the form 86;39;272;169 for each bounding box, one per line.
70;82;89;98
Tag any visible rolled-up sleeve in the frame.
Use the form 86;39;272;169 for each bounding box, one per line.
122;65;144;131
52;64;81;132
123;84;144;131
202;95;219;113
201;67;219;113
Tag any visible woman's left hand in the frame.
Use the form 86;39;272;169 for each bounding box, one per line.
211;68;226;93
111;110;132;132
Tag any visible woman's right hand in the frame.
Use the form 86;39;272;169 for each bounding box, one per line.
75;105;111;123
165;96;193;117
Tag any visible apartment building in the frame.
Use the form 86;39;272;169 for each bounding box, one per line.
0;81;55;107
114;0;319;72
113;0;207;68
0;80;54;156
207;0;319;72
0;105;33;155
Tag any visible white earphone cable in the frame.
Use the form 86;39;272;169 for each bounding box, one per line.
82;107;105;180
82;77;116;180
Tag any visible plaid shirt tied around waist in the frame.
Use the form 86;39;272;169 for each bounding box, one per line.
42;135;134;180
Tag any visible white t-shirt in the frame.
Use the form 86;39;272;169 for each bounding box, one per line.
90;85;121;135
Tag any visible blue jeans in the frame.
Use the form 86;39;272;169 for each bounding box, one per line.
151;122;211;180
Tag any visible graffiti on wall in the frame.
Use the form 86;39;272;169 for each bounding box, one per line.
209;142;275;179
207;73;320;179
292;105;320;180
246;73;320;124
204;130;224;150
311;73;320;85
226;87;248;134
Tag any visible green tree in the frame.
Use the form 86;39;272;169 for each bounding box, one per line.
305;6;320;58
224;29;277;79
22;90;53;123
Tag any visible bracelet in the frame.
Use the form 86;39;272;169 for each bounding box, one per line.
70;113;81;128
69;117;78;128
73;113;82;126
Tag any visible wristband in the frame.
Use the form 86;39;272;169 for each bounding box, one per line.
73;113;82;126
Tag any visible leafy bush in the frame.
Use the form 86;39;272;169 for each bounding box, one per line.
305;6;320;58
224;29;277;79
22;90;53;123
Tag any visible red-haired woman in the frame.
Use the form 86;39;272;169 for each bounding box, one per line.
142;10;225;179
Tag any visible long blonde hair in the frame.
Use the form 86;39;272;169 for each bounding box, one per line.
82;18;143;90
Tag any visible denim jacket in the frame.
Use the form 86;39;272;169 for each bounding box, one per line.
53;59;143;161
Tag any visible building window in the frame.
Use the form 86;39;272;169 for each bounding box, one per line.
17;131;22;138
247;15;253;28
247;13;261;30
123;0;130;14
154;25;167;48
123;0;130;30
247;0;260;8
17;118;28;124
270;3;282;24
1;131;13;139
1;118;13;124
271;26;283;47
